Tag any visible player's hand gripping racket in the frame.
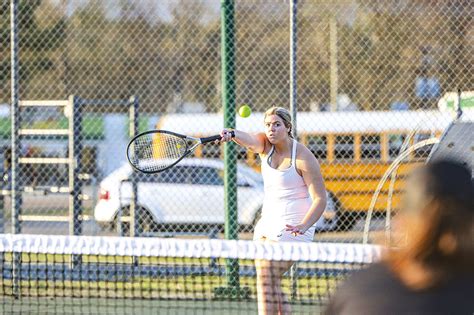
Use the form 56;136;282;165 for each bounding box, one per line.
127;130;235;173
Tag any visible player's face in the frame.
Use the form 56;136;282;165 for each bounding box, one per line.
264;115;289;144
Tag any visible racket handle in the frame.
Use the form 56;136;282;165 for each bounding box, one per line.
200;131;235;144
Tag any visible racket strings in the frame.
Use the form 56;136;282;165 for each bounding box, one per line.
128;133;187;172
159;134;187;159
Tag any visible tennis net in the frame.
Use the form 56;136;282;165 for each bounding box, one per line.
0;234;382;314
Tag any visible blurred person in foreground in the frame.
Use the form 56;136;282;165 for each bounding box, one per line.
325;159;473;315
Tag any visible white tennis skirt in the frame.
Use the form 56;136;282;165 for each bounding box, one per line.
253;197;315;243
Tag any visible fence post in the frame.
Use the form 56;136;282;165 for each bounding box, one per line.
0;190;4;234
69;95;83;237
10;0;21;298
214;0;250;300
289;0;300;301
68;95;83;268
222;0;238;284
290;0;298;138
10;0;21;235
329;16;338;112
129;96;139;237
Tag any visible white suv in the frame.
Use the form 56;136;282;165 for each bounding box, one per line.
94;158;338;233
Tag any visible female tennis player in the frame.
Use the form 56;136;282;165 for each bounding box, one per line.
219;106;327;314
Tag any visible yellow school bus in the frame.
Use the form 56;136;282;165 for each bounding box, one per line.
156;110;456;229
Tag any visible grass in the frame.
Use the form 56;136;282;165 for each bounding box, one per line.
0;117;10;138
0;250;347;314
0;274;336;298
0;254;339;301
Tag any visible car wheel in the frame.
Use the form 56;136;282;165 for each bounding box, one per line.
336;211;357;232
329;192;356;232
250;207;262;232
116;206;157;236
97;221;115;232
323;191;342;232
139;209;158;234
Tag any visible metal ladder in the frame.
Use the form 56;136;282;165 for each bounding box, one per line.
12;95;83;235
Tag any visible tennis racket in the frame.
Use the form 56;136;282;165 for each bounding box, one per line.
127;130;235;173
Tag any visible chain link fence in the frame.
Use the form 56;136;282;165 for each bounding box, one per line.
0;0;472;242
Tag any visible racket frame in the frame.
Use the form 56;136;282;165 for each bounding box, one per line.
127;130;233;174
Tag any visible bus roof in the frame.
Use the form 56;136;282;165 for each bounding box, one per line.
157;110;474;136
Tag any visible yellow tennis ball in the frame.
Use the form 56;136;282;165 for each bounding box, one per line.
238;104;252;118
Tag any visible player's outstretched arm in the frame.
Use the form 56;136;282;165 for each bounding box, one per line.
219;129;266;154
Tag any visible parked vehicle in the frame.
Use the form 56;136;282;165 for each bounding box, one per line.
94;158;339;234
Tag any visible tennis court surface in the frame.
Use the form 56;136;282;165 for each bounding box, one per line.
0;234;381;314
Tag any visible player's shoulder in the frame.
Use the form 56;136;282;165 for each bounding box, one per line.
296;141;318;161
295;141;320;174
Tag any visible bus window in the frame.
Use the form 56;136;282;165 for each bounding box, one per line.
201;145;221;159
389;134;405;159
413;133;433;159
306;135;327;160
246;152;261;171
335;135;354;160
253;153;261;166
361;135;380;160
237;147;247;161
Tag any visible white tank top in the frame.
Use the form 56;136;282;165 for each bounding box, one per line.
261;140;309;201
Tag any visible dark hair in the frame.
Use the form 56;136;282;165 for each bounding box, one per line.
424;160;472;207
387;159;473;288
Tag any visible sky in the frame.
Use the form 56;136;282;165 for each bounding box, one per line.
48;0;221;23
